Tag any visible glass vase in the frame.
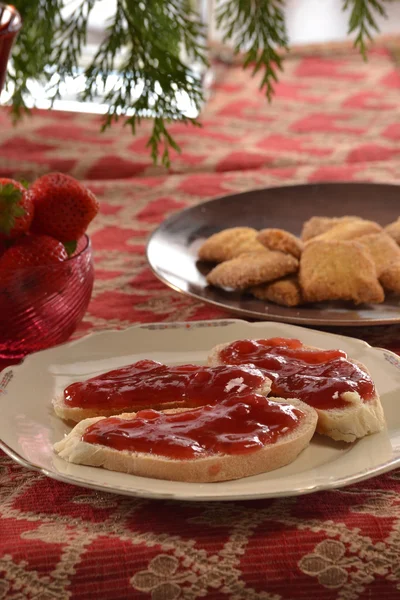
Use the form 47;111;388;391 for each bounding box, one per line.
0;4;21;93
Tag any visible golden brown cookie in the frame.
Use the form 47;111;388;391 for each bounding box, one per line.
309;219;382;244
384;218;400;245
198;227;265;263
299;240;384;305
257;228;304;259
301;216;360;242
357;232;400;277
251;275;303;307
380;262;400;294
206;251;299;290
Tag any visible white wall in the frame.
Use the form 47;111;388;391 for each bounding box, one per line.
285;0;400;45
87;1;400;45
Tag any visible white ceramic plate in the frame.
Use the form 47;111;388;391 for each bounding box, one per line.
1;319;400;501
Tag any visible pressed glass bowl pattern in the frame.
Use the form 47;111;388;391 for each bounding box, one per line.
0;235;94;360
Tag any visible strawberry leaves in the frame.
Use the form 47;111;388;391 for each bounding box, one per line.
0;178;34;239
63;240;77;257
0;182;24;236
18;178;30;190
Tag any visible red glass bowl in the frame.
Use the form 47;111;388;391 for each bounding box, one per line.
0;235;94;361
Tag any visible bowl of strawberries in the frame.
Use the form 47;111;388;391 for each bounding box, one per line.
0;173;98;361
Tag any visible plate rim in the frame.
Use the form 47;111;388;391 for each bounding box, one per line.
2;434;400;502
1;318;400;501
146;181;400;327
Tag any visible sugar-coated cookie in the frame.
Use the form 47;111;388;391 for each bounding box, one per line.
251;276;303;307
207;251;299;290
300;240;384;304
198;227;265;263
257;228;303;259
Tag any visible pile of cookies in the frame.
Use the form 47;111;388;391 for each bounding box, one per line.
198;216;400;307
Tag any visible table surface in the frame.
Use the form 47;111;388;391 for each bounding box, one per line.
2;39;400;599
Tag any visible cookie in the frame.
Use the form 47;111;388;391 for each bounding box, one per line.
380;262;400;294
310;219;382;244
301;216;360;242
198;227;265;263
384;218;400;245
358;232;400;277
251;275;303;307
257;228;303;259
206;251;299;290
299;240;384;304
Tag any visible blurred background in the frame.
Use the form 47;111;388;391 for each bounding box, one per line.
85;0;400;46
3;1;400;119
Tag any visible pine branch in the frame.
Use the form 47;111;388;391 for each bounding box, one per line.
216;0;288;101
82;0;207;167
8;1;64;118
5;0;389;165
343;0;388;58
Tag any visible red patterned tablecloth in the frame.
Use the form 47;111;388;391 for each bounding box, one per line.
2;40;400;599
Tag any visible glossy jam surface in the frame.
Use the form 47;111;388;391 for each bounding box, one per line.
219;338;375;409
64;360;267;409
82;395;305;459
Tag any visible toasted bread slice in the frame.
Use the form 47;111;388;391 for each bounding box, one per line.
207;341;384;443
53;365;273;423
53;399;317;483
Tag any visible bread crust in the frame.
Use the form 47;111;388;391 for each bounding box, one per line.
207;341;385;443
52;394;193;423
52;371;272;423
53;399;318;483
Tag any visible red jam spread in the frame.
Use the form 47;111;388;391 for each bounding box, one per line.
219;338;375;409
64;360;267;410
81;394;305;459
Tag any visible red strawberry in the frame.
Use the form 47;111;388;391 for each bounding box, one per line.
0;178;34;239
0;239;7;257
0;234;68;271
30;173;99;244
0;234;69;300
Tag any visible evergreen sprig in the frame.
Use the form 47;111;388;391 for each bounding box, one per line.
6;0;388;166
344;0;388;58
216;0;288;100
82;1;206;166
